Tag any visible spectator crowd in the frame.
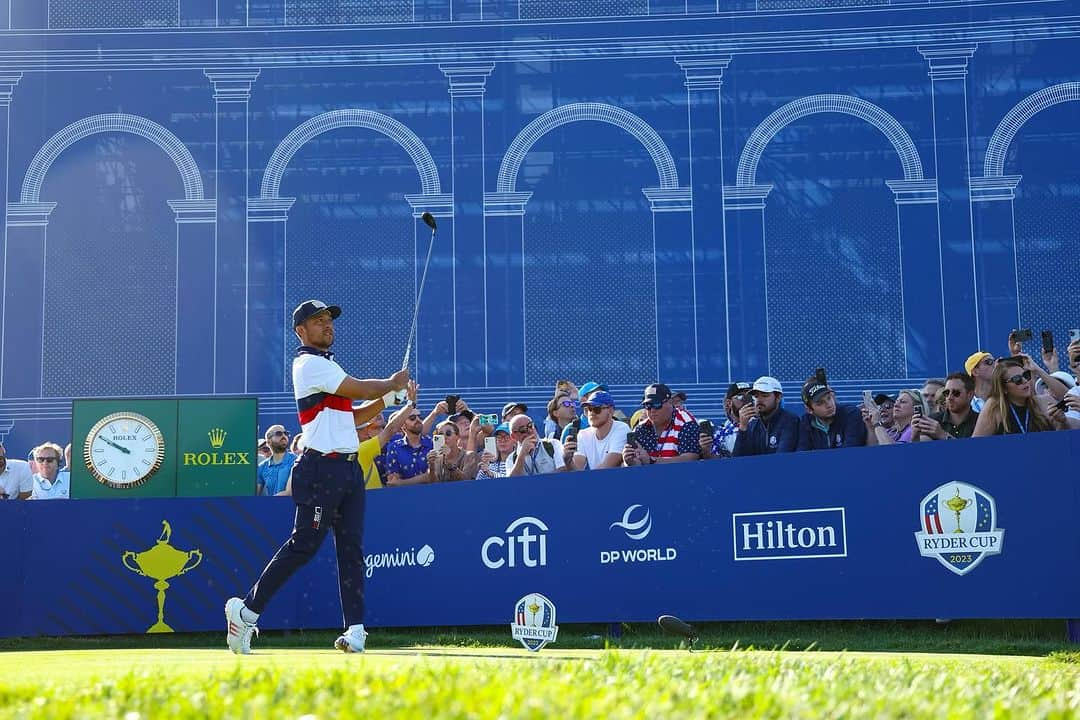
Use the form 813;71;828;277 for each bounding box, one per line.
5;331;1078;498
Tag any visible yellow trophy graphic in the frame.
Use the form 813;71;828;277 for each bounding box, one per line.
122;521;203;633
944;487;972;534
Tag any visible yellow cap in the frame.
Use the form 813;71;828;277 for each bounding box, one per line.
964;351;992;376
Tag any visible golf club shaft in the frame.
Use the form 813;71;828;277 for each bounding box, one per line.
402;225;437;372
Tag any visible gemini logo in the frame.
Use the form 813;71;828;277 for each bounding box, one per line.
182;427;251;466
732;507;847;561
481;516;548;569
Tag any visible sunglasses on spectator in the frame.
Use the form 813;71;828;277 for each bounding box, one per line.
560;400;579;408
440;429;457;436
269;430;289;437
35;456;59;463
406;414;421;420
1005;370;1032;385
513;423;535;434
642;401;666;410
584;405;608;414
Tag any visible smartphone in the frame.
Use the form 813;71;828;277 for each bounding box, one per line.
814;367;827;386
476;413;498;425
862;390;874;412
1041;330;1054;355
445;395;459;414
626;431;639;447
1070;328;1080;344
1055;398;1068;412
565;419;580;442
1011;328;1033;343
484;436;497;456
913;404;923;418
698;419;715;436
432;434;445;453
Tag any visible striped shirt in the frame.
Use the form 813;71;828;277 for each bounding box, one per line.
635;408;700;459
293;347;358;454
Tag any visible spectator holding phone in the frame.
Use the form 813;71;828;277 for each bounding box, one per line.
700;382;751;460
913;372;979;440
972;357;1065;435
425;420;477;482
873;394;896;431
863;389;926;445
384;407;434;486
506;414;567;475
732;377;798;457
477;423;515;478
623;383;701;465
564;391;629;470
796;376;867;451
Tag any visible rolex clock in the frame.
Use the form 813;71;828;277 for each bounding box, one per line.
83;411;166;489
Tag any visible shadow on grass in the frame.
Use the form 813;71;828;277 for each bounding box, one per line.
0;619;1074;656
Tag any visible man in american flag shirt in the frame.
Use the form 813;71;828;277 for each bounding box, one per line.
622;383;701;466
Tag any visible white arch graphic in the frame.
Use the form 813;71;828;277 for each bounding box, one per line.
21;113;204;203
984;82;1080;177
496;102;679;193
260;109;440;198
736;94;924;187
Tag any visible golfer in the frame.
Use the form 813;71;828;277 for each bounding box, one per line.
226;299;409;654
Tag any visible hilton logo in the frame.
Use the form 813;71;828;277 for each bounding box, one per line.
182;427;250;467
732;507;848;561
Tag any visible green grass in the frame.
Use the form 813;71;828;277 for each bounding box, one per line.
0;645;1079;719
0;621;1077;718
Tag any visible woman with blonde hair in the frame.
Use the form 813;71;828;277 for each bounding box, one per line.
862;389;928;445
972;357;1064;436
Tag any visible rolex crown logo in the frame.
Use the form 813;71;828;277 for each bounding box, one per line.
208;428;227;449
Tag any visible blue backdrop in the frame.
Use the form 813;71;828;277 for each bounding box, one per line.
0;432;1077;638
0;0;1079;455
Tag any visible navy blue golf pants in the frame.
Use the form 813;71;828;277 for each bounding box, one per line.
245;451;366;626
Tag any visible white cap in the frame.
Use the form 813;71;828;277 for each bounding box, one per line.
752;376;783;394
1050;371;1077;389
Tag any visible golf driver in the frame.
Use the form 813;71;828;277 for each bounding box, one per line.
402;211;438;373
658;614;698;652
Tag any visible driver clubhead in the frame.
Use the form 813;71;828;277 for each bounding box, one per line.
658;614;698;649
421;211;437;231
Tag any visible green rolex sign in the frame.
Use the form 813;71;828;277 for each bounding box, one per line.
71;398;257;499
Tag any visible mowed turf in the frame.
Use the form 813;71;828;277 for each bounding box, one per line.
1;644;1079;718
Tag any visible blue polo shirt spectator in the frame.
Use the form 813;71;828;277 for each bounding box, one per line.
257;425;296;496
384;406;434;485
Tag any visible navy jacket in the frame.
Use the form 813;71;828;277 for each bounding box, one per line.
733;408;799;456
795;404;868;451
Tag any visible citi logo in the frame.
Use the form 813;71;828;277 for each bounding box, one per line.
609;504;652;540
481;516;548;569
732;507;847;561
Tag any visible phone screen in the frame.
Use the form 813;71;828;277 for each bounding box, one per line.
862;390;874;412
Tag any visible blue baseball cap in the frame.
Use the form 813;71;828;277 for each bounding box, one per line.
494;423;511;435
582;390;615;408
292;299;341;327
579;381;609;399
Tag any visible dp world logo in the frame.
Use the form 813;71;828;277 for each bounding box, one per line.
609;504;652;540
915;482;1004;576
510;592;559;652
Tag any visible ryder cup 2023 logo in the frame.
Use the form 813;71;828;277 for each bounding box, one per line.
511;592;559;652
915;482;1004;576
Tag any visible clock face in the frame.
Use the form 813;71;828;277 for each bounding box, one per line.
83;412;165;489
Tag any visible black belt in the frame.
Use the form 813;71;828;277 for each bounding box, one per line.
304;449;358;462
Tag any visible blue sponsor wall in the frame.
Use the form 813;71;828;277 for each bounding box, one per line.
0;432;1077;638
0;1;1079;454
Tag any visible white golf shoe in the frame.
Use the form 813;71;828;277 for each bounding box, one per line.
225;597;259;654
334;624;368;653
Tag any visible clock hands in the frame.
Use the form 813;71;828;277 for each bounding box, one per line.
99;436;132;455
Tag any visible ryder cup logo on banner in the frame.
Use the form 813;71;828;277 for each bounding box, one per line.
511;592;559;652
732;507;847;561
482;516;548;569
915;482;1004;576
364;544;436;578
601;504;677;564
